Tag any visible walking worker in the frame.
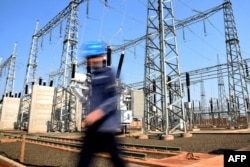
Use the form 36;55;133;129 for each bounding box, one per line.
77;41;126;167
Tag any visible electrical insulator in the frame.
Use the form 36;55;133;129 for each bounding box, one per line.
152;79;156;92
245;63;249;77
210;98;213;113
25;85;28;94
181;83;184;94
186;72;190;87
39;77;43;85
167;76;171;89
107;46;112;66
49;80;53;87
116;51;124;79
71;63;76;79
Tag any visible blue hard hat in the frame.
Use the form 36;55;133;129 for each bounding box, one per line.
80;41;107;58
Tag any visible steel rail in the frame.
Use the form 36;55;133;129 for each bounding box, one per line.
38;135;182;152
1;132;181;160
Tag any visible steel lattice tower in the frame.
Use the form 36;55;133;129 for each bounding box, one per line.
16;22;39;130
2;43;17;97
51;0;79;132
16;0;84;131
217;55;227;113
223;0;249;126
143;0;187;135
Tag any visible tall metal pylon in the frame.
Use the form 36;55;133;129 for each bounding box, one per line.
223;0;249;126
50;0;79;132
2;43;17;97
4;43;17;97
143;0;187;135
217;55;227;113
16;22;39;130
16;0;84;131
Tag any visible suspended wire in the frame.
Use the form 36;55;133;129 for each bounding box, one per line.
182;26;186;42
98;2;109;41
203;19;207;36
35;21;65;81
81;0;145;47
78;14;88;46
105;0;145;26
35;1;64;25
127;43;137;59
109;28;123;46
133;43;136;59
99;0;109;7
183;25;225;63
177;0;227;55
178;0;224;37
108;0;127;45
137;0;147;7
206;17;224;36
119;0;127;41
49;30;52;43
174;0;227;64
40;36;44;49
242;50;250;58
77;0;92;46
86;0;89;17
177;0;198;13
59;21;63;38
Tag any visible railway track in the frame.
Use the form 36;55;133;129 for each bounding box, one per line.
2;132;181;160
3;130;247;167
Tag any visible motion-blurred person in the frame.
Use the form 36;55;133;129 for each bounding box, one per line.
77;41;126;167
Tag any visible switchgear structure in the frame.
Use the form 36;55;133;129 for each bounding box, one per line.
50;0;80;132
16;0;85;131
143;0;187;135
14;0;249;132
0;43;17;98
223;0;249;126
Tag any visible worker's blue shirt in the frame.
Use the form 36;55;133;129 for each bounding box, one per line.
89;67;120;132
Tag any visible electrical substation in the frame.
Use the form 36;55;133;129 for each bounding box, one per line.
0;0;249;140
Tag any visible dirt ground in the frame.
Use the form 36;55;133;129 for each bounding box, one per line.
0;133;250;167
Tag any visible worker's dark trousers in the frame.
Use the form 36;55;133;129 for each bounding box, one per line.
77;131;126;167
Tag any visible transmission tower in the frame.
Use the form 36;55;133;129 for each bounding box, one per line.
16;0;84;131
223;0;249;126
50;0;79;132
143;0;187;136
1;43;17;98
4;44;17;97
16;22;39;130
217;55;227;114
